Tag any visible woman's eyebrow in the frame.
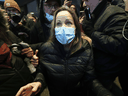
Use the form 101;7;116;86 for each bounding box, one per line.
56;19;73;23
65;19;73;23
56;20;61;22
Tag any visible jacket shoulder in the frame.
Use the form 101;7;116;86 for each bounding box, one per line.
39;41;54;54
104;5;127;19
107;5;125;13
95;5;127;30
101;5;127;20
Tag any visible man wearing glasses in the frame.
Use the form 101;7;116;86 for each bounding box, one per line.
30;0;61;44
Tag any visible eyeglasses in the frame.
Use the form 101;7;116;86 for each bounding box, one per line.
44;4;59;9
6;8;17;12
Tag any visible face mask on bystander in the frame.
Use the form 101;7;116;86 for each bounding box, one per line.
45;13;54;21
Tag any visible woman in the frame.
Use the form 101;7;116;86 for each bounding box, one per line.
0;9;38;96
16;6;114;96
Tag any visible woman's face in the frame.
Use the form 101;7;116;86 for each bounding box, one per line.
55;10;76;29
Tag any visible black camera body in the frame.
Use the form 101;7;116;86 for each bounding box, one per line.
9;42;29;56
8;13;21;23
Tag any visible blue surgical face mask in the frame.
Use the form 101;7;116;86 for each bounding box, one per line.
55;27;75;45
46;13;53;22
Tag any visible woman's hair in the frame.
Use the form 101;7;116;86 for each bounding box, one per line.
0;10;11;44
49;6;81;53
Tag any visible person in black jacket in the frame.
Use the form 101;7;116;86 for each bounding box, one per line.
0;40;34;96
30;0;61;44
4;0;31;43
0;9;39;96
82;0;128;95
16;6;114;96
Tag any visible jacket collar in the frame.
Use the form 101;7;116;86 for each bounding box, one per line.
53;38;89;58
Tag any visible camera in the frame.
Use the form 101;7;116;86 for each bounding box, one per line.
10;42;36;74
8;12;21;23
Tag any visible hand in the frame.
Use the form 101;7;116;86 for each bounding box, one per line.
21;47;34;58
30;50;39;67
64;0;72;7
83;1;86;8
16;82;42;96
79;16;85;24
18;22;23;26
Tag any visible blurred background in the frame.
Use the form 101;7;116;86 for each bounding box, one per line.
0;0;82;18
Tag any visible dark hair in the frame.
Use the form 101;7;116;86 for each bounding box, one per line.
49;6;81;53
70;4;79;17
0;10;11;44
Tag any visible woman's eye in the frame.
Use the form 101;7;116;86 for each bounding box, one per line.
57;22;62;26
66;22;72;26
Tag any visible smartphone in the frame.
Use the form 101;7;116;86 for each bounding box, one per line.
84;6;92;20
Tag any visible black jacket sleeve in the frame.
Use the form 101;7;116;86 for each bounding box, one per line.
92;13;128;56
83;43;114;96
34;72;47;92
33;57;47;91
33;52;47;92
7;31;22;43
89;79;114;96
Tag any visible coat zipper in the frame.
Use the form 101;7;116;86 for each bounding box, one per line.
64;57;69;95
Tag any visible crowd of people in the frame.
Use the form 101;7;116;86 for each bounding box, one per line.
0;0;128;96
